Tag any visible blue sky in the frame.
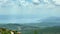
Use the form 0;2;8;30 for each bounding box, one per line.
0;0;60;23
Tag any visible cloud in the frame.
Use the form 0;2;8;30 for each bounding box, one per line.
32;0;40;3
0;0;59;8
44;0;48;2
0;0;59;15
0;0;8;3
0;0;57;16
53;0;60;5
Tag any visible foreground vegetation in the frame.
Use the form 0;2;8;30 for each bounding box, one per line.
0;28;17;34
0;26;60;34
21;26;60;34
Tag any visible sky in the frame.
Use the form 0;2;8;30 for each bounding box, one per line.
0;0;60;23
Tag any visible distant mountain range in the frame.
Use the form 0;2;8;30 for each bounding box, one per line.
25;17;60;27
0;17;60;31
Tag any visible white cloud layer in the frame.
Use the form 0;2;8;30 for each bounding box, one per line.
53;0;60;5
0;0;60;15
0;0;60;8
32;0;40;3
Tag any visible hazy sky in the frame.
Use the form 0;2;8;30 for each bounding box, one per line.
0;0;60;23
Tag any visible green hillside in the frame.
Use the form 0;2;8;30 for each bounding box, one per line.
0;24;60;34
